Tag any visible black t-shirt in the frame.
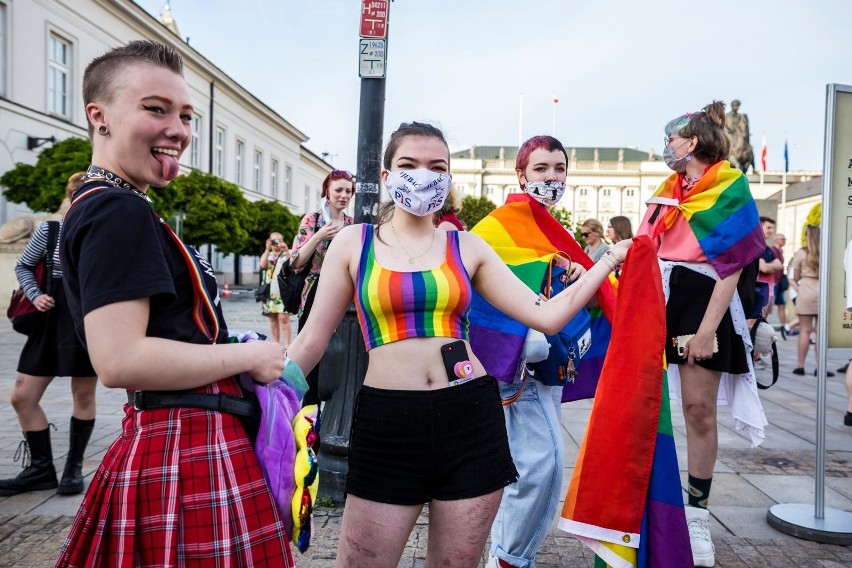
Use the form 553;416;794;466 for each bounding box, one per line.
61;184;228;348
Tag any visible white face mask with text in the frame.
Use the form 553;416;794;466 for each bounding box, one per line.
385;169;451;217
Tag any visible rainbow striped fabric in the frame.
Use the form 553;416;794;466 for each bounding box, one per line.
559;236;692;568
354;224;472;350
639;160;764;279
468;194;615;401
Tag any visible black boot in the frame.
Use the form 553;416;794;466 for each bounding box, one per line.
57;417;95;495
0;428;58;496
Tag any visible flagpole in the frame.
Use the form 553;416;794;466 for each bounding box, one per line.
781;136;789;232
552;94;558;137
518;93;523;148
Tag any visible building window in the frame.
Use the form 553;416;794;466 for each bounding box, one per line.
270;159;279;197
253;149;263;193
626;189;636;197
48;33;72;118
215;127;225;177
579;188;589;196
602;188;612;197
304;185;311;213
189;116;202;169
235;139;244;186
284;164;293;203
0;3;6;97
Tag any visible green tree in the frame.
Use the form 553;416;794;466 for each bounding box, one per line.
0;137;91;212
550;207;586;244
168;171;251;255
458;195;496;229
236;199;302;256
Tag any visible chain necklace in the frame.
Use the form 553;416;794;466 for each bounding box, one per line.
391;221;436;265
81;165;151;203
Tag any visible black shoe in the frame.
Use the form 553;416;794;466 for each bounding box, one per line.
838;362;850;374
814;369;836;377
793;367;805;376
57;417;95;496
0;428;58;496
779;327;787;340
845;412;852;426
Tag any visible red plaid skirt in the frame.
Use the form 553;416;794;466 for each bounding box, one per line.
56;378;294;567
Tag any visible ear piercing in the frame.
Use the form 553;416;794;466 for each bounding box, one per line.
97;125;109;136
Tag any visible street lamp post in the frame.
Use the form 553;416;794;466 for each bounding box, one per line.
317;0;390;504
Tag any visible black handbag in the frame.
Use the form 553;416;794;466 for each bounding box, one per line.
254;282;270;302
277;255;313;314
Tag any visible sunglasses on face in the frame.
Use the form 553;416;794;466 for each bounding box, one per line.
581;232;591;238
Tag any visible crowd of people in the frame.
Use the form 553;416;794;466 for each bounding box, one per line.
2;37;850;568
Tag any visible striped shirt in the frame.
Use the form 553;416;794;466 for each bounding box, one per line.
15;220;61;302
355;224;472;350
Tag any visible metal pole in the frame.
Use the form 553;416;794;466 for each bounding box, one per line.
766;83;852;544
353;76;386;224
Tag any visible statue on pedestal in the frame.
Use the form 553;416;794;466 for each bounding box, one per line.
726;99;754;173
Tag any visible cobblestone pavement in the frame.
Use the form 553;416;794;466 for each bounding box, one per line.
0;292;851;566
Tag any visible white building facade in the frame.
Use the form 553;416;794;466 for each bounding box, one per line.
0;0;332;280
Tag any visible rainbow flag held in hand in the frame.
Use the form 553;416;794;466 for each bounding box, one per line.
468;193;615;402
638;160;764;279
558;236;692;568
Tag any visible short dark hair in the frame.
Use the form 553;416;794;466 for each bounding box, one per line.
759;216;776;225
83;40;183;138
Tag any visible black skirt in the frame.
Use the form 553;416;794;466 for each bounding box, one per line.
17;281;96;377
665;266;749;375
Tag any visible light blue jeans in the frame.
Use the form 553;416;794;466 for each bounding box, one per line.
489;375;565;568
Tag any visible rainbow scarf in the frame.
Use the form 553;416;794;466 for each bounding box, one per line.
558;236;692;568
468;193;615;401
639;160;764;279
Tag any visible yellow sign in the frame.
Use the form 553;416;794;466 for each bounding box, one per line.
825;85;852;348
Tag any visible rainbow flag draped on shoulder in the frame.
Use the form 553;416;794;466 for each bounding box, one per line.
468;193;615;402
559;236;692;568
638;160;764;279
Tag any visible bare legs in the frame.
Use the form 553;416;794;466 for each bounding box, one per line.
335;490;503;568
678;364;722;479
11;374;98;431
267;313;292;347
797;314;816;370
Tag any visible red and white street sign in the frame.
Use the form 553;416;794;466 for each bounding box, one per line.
360;0;388;38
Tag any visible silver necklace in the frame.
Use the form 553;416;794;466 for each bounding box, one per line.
81;165;151;202
391;222;436;265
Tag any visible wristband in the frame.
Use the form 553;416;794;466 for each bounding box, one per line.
281;356;308;400
599;250;621;271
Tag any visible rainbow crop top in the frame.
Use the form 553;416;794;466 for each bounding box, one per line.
354;224;472;350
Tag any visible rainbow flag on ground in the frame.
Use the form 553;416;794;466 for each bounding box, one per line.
469;193;615;401
558;236;692;567
638;160;764;279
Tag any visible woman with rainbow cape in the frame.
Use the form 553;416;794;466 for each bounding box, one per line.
468;135;617;568
638;101;767;567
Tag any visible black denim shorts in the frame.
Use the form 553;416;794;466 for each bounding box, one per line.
346;376;518;505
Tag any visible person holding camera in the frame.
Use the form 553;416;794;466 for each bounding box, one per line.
258;231;292;347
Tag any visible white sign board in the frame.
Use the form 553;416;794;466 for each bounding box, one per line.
359;39;386;78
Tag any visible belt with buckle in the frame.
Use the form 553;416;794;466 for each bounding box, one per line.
127;391;259;419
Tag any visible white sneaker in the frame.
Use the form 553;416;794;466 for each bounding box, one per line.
685;506;715;567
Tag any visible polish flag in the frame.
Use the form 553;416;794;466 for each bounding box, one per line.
760;135;767;172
